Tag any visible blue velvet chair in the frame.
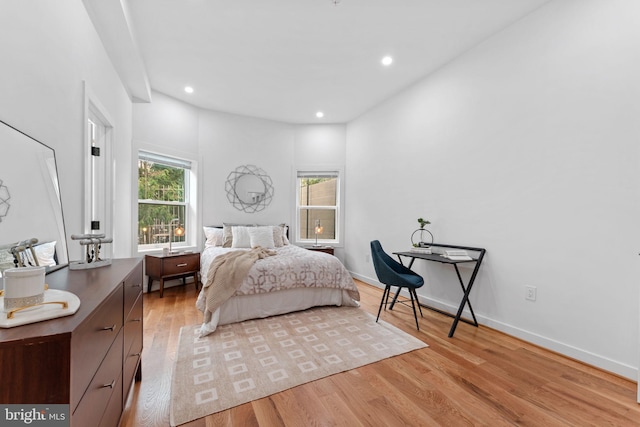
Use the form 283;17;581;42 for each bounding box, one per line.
370;240;424;330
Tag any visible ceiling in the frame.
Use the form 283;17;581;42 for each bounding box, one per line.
112;0;551;124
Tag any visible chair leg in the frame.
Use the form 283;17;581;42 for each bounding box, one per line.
409;288;420;331
376;285;390;323
412;288;424;318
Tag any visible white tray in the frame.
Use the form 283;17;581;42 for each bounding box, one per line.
0;289;80;328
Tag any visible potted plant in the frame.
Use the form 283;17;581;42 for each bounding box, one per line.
412;217;433;247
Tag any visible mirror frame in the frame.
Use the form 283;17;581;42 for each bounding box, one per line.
225;164;274;213
0;120;69;274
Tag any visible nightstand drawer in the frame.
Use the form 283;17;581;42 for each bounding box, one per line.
306;246;334;255
163;254;199;276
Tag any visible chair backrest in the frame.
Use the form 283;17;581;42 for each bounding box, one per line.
370;240;422;287
370;240;395;280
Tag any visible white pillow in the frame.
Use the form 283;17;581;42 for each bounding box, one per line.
258;223;287;246
0;249;14;276
203;227;224;247
248;226;275;248
231;226;252;248
34;241;57;266
222;223;256;247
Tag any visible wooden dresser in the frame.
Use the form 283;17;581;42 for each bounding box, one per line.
0;258;143;427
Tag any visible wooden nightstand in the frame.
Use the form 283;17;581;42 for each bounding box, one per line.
145;252;200;297
306;246;334;255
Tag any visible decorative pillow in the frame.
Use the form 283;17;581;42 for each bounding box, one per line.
203;227;224;247
13;241;57;268
0;248;14;277
231;226;252;248
256;223;288;247
34;241;57;266
248;226;275;248
222;223;256;248
272;226;284;247
222;224;234;248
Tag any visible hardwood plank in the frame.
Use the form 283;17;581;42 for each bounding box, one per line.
120;280;640;426
252;397;286;427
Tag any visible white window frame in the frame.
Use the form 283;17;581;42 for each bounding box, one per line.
294;167;344;247
137;150;194;252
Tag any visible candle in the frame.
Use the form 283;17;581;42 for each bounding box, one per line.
3;266;46;311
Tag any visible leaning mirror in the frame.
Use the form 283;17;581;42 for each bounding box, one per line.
0;120;68;275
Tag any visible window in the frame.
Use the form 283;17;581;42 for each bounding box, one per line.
296;170;340;245
137;151;191;251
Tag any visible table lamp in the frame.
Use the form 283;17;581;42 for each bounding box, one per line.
314;219;323;247
169;218;184;254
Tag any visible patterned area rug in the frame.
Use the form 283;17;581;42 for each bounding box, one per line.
170;306;427;426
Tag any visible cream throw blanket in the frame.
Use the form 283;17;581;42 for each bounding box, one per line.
201;247;275;327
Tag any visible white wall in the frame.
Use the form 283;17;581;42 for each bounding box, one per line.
133;91;200;154
345;0;640;379
133;94;348;253
0;1;133;261
294;125;346;165
198;110;295;230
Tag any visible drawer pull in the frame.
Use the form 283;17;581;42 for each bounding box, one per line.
102;380;116;389
131;352;141;357
131;282;142;288
132;318;142;322
176;263;188;267
102;324;116;332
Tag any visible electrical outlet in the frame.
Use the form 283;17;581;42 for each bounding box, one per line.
525;285;537;301
365;254;371;263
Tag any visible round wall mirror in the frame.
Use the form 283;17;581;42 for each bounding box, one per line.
225;165;274;213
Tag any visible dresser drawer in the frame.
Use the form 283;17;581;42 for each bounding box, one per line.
123;347;142;404
124;261;143;318
72;329;123;427
99;374;123;427
71;286;123;411
162;253;200;277
124;293;143;357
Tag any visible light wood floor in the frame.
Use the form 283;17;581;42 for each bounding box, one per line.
121;279;640;426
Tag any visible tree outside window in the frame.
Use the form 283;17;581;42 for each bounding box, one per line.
137;151;190;250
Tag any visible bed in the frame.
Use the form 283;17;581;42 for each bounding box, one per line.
196;224;360;336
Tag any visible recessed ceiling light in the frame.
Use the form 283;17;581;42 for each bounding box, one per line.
381;56;393;66
184;86;194;94
316;111;324;118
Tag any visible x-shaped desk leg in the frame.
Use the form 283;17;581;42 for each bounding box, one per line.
449;264;478;337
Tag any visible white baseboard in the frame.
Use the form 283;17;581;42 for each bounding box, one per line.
350;271;637;380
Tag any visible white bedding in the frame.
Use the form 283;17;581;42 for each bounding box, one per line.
196;245;359;335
